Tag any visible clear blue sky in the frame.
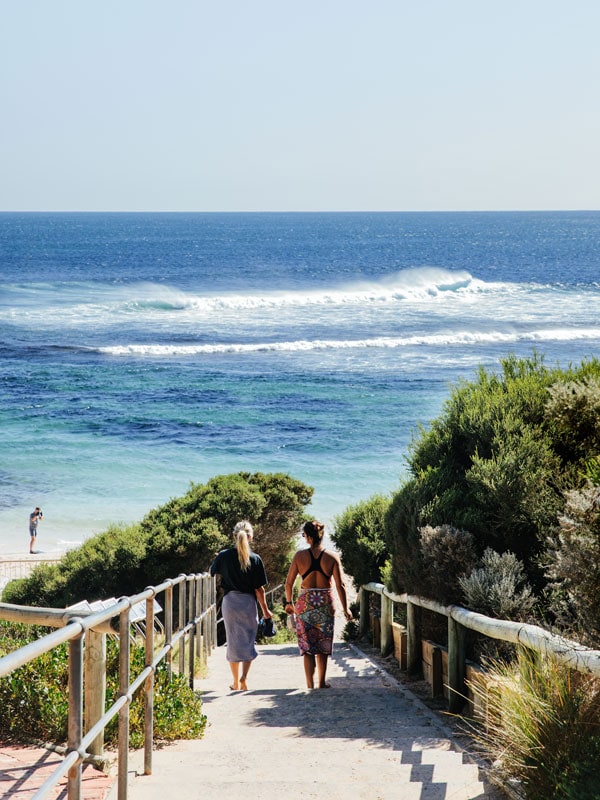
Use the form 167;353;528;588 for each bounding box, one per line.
2;1;599;211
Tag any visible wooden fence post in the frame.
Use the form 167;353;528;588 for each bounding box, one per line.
406;599;422;675
165;582;173;682
380;592;393;657
84;629;106;756
359;588;369;638
144;594;155;776
448;615;466;713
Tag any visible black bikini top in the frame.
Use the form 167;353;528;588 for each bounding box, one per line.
301;548;330;579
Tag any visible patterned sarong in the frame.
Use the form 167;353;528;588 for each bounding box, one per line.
294;588;334;655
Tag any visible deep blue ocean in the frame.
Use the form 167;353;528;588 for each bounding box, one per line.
1;211;599;554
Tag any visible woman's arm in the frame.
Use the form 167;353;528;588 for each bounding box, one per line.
284;553;300;614
331;556;352;620
255;586;273;619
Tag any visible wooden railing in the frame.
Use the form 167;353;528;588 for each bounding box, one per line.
360;582;600;713
0;572;216;800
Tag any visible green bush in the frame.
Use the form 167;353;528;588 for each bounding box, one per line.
0;623;69;742
460;548;535;621
104;640;205;748
3;472;313;607
545;378;600;465
545;486;600;646
419;524;477;605
0;621;205;746
385;354;600;604
332;495;391;591
141;471;312;588
470;651;600;800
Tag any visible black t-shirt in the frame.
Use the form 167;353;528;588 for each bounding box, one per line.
210;548;268;595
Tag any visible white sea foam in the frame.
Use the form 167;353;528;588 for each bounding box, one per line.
133;269;501;312
98;327;600;357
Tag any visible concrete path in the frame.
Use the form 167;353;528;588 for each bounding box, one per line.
123;641;504;800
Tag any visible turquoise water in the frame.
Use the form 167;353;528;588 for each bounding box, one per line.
1;211;599;553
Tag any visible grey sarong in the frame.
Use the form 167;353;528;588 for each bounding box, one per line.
222;590;259;662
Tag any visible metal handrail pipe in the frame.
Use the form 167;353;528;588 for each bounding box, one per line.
0;620;83;677
129;665;153;698
152;644;171;668
155;575;187;591
0;602;117;634
31;749;80;800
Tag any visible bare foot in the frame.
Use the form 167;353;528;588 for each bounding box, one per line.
229;684;239;691
240;678;248;691
318;682;331;689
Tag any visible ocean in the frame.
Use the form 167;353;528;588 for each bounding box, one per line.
1;211;599;555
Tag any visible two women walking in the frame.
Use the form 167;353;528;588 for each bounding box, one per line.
211;518;351;692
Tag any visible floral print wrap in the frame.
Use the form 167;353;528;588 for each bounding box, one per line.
294;588;335;655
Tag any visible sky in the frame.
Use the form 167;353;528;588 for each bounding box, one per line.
1;1;599;212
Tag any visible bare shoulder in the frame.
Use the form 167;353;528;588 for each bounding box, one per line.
294;548;310;566
323;549;341;568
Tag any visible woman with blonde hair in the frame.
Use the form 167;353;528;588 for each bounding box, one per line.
284;520;352;689
210;520;273;691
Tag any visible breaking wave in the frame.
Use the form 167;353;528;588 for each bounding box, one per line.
98;327;600;357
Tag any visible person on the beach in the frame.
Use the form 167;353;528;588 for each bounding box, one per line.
284;520;352;689
210;520;273;691
29;507;43;554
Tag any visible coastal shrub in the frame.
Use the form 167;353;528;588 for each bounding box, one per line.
469;652;600;800
544;486;600;646
331;495;391;590
384;478;431;594
460;548;535;621
544;378;600;466
0;623;68;742
0;621;205;746
2;472;312;607
141;471;313;588
386;354;600;604
583;455;600;486
419;524;477;605
104;639;205;748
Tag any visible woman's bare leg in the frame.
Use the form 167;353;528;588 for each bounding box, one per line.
229;661;240;690
316;654;330;688
303;653;316;688
240;660;252;690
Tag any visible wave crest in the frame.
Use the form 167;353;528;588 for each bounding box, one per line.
98;327;600;357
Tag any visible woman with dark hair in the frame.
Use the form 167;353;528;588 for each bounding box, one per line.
284;520;352;689
210;520;273;691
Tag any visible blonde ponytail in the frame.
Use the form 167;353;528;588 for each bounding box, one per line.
233;520;254;571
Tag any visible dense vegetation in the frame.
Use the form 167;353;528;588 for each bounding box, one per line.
2;471;312;608
0;621;205;747
334;353;600;639
331;495;391;590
